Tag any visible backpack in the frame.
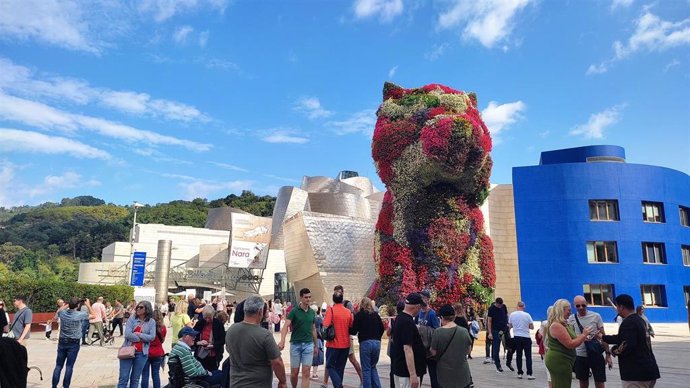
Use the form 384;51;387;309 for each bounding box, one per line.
417;310;436;359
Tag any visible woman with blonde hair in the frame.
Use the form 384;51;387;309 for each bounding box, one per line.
544;299;592;388
170;300;193;345
350;296;385;388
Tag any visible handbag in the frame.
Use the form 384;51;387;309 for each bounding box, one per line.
320;307;336;341
118;345;136;359
574;314;604;358
197;324;214;359
2;309;26;339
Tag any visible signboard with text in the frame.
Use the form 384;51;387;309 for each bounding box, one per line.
227;212;271;269
130;251;147;287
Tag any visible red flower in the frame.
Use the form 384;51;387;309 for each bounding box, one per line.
375;191;394;236
428;107;446;118
420;117;453;160
421;84;462;95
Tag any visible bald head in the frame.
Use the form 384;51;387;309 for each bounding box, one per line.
574;295;588;315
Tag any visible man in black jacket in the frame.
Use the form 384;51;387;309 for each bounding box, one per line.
602;294;660;388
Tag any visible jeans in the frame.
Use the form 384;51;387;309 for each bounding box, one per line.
485;331;491;358
117;352;147;388
141;356;163;388
491;329;503;369
81;320;90;343
420;359;439;388
202;370;223;385
290;342;314;367
51;338;81;388
359;340;382;388
514;336;532;375
326;347;349;388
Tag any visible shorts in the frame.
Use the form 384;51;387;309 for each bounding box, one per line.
290;342;314;368
574;355;606;383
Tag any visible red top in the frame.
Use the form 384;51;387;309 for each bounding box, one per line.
148;325;167;358
133;325;143;352
200;320;215;357
323;304;353;349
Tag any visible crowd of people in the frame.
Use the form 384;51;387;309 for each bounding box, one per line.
0;287;676;388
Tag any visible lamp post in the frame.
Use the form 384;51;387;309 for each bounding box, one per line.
128;201;145;285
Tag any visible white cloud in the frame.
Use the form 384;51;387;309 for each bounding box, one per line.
263;174;299;183
209;161;248;172
611;0;634;10
425;42;449;61
199;30;210;47
294;97;334;120
438;0;534;49
664;59;680;71
481;101;526;136
0;58;209;122
138;0;229;23
569;105;625;139
261;130;309;144
0;92;212;151
388;66;398;78
173;25;194;43
0;161;18;207
0;128;111;160
328;109;377;136
202;58;240;71
589;11;690;74
179;179;253;200
353;0;403;23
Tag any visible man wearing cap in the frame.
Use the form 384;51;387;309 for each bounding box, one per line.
391;293;427;388
415;290;439;388
487;297;509;373
170;327;223;385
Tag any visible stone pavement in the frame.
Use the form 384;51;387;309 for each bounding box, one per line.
24;323;690;388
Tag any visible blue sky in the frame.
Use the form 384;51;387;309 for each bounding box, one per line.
0;0;688;207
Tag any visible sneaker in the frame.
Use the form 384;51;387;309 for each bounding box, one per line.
496;368;504;373
517;374;523;379
483;357;492;364
527;375;535;380
506;364;515;372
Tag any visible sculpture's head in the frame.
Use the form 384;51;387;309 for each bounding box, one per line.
372;82;492;206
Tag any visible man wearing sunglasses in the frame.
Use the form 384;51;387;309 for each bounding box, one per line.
567;295;611;388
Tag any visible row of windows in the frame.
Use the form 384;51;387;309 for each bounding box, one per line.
583;284;690;308
586;241;690;265
589;200;690;226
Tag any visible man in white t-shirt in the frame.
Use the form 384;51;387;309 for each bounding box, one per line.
508;301;534;380
567;295;611;388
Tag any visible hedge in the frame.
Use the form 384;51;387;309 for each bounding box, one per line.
0;277;133;313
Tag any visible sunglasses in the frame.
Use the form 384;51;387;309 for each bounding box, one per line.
136;305;145;309
575;304;587;308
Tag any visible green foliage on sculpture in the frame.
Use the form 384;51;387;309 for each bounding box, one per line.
371;82;496;310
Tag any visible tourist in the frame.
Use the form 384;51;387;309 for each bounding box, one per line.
187;295;197;319
567;295;611;388
225;295;287;388
453;302;471;359
350;296;385;388
544;299;591;388
312;304;325;380
344;299;364;385
279;288;318;388
171;300;192;345
323;291;353;388
193;305;226;371
10;295;33;346
536;306;553;388
508;301;535;380
391;293;427;388
110;299;125;337
52;299;65;340
167;297;176;327
430;304;473;388
274;299;283;332
159;301;168;324
104;301;113;333
487;297;509;373
602;294;660;388
415;290;438;388
0;300;8;334
117;300;155;388
80;300;91;345
387;300;405;388
172;327;224;386
88;296;107;346
126;300;137;319
636;305;655;339
141;310;166;388
51;297;96;388
482;305;492;365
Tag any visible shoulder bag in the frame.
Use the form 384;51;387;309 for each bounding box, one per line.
320;307;336;341
118;321;141;359
2;308;27;339
574;314;604;358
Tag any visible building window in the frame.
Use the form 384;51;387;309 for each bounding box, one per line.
587;241;618;263
680;206;690;227
642;201;665;223
641;285;667;307
685;286;690;308
642;242;666;264
589;200;620;221
583;284;614;306
683;245;690;267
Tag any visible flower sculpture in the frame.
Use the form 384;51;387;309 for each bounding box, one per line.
371;82;496;310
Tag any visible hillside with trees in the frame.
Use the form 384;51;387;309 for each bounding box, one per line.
0;191;276;282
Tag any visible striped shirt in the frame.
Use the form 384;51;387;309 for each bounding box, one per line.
170;342;208;378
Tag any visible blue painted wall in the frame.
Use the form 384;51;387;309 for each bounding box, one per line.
513;145;690;322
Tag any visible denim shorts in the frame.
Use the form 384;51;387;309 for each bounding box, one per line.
290;342;314;367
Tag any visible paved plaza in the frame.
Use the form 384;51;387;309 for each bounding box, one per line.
26;323;690;388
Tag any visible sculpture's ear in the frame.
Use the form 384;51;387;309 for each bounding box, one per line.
383;82;405;100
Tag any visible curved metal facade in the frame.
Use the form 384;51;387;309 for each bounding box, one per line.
514;145;690;322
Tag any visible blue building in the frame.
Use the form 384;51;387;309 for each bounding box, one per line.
513;145;690;322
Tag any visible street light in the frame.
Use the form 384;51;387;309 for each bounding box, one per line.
128;201;145;285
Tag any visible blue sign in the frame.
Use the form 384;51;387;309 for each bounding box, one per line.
130;251;147;287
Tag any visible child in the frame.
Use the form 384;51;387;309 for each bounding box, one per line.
40;320;53;340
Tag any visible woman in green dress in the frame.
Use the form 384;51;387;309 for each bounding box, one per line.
544;299;592;388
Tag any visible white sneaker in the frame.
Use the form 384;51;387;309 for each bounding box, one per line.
483;357;492;364
527;375;535;380
517;374;523;379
